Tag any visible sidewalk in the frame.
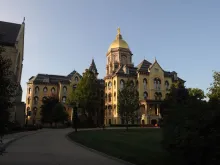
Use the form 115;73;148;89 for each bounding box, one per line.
0;130;43;153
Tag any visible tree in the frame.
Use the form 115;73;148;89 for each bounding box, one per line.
162;79;220;165
40;96;59;125
0;46;17;136
207;71;220;101
117;80;139;130
52;103;68;126
68;69;100;124
188;88;205;100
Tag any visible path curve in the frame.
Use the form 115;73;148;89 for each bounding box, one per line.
0;128;128;165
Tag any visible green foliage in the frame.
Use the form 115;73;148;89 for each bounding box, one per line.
52;103;68;123
41;96;68;124
117;80;139;129
188;87;205;100
0;46;17;135
162;79;220;165
207;71;220;101
68;70;100;117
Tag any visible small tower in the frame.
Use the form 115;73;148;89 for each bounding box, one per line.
89;58;99;78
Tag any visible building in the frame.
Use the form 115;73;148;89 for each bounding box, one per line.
26;59;105;125
26;70;82;125
104;28;185;125
0;19;26;126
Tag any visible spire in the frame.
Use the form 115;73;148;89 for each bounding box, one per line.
89;58;98;75
154;57;157;63
22;17;25;24
116;27;122;40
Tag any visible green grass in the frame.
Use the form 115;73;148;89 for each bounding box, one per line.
69;128;172;165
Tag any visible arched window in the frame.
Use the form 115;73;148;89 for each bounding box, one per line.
108;105;112;116
33;107;37;116
43;87;48;92
51;87;55;93
144;91;148;99
34;96;38;105
108;93;112;102
154;92;162;100
27;107;31;116
114;92;116;101
165;93;169;99
27;97;30;104
143;78;147;90
108;81;112;90
42;97;47;101
105;93;107;101
62;96;66;103
63;86;67;93
28;88;31;94
165;81;169;91
154;78;161;90
75;76;79;82
114;80;116;88
120;79;124;89
35;86;39;94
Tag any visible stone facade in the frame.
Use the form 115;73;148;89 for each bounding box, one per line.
0;20;26;126
104;28;185;125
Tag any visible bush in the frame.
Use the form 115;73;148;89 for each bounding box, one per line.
110;124;156;127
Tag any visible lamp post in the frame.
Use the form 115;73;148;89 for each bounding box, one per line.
73;102;79;132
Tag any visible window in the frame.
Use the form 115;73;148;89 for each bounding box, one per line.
108;93;112;102
63;86;67;93
120;79;124;89
62;96;66;103
35;86;39;94
114;80;116;88
42;97;47;101
144;91;148;99
130;80;134;86
51;87;55;93
105;93;107;101
34;96;38;104
27;97;30;104
165;81;169;91
114;92;116;101
33;107;37;116
28;88;31;94
109;109;112;116
75;76;79;82
43;87;47;92
154;78;161;90
108;81;112;90
27;107;30;116
143;79;147;90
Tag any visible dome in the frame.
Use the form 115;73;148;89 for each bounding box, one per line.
108;28;130;52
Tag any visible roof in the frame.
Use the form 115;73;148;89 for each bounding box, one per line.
0;21;21;46
89;59;98;74
67;70;82;78
28;74;70;84
136;59;152;72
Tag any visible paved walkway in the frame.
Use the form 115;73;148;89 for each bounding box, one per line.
0;128;128;165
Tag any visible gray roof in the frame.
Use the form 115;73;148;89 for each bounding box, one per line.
28;74;70;84
136;59;152;72
0;21;21;46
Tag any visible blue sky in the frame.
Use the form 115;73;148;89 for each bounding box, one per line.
0;0;219;102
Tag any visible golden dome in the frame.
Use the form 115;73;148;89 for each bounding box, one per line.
108;28;130;52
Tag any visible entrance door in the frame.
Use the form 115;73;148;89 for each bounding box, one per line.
142;120;145;125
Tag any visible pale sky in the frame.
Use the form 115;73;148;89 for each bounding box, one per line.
0;0;219;102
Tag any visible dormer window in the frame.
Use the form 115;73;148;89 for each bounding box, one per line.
174;73;178;80
75;76;79;82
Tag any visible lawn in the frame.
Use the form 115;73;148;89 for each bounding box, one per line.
69;128;172;165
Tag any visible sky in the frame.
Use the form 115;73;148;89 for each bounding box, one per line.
0;0;220;102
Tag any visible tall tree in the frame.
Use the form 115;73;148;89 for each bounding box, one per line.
0;46;17;135
188;88;205;100
117;80;139;130
68;70;99;121
52;103;68;126
40;96;59;125
207;71;220;101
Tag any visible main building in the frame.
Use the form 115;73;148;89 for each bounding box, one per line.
104;28;184;125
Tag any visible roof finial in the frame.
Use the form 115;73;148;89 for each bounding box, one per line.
144;56;145;60
155;57;157;62
23;17;25;24
117;27;121;35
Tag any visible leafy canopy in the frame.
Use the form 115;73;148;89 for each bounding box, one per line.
117;80;139;124
0;46;17;134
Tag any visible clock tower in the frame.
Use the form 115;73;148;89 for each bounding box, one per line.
89;58;99;77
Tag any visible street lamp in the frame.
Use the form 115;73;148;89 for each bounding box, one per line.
72;102;79;132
